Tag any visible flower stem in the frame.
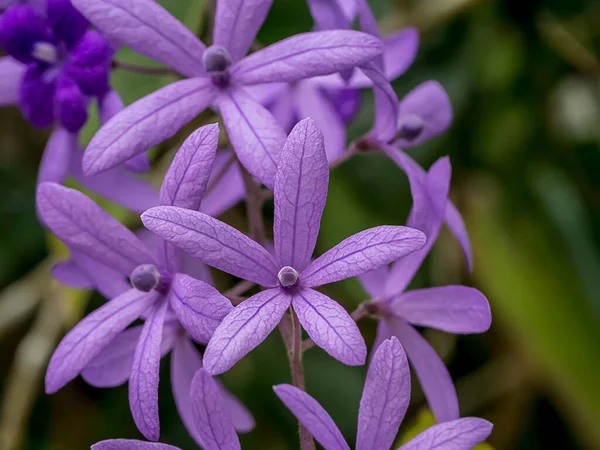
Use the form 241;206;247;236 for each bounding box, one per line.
240;166;265;245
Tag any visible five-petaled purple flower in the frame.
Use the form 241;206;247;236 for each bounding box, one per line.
359;156;491;424
142;118;426;374
37;124;250;443
275;337;493;450
74;0;384;188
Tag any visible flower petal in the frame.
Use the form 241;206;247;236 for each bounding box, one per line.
55;75;88;133
129;299;168;441
47;0;89;49
398;418;493;450
160;123;219;210
383;28;419;80
230;30;383;85
357;266;389;299
83;78;217;175
64;29;112;96
301;226;426;288
37;182;156;274
217;87;286;189
19;63;55;128
0;5;52;63
356;337;410;450
52;259;93;289
142;206;278;287
292;288;366;366
274;118;328;271
191;368;241;450
213;0;272;62
203;289;290;375
388;317;459;423
360;60;399;143
72;0;206;77
273;384;350;450
354;0;383;68
70;248;130;299
92;440;180;450
445;201;473;272
218;383;255;433
200;150;245;217
45;289;159;393
38;127;76;185
307;0;351;31
0;56;24;106
169;273;233;344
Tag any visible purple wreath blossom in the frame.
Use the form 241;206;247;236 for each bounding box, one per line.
73;0;384;188
357;156;491;424
142;118;426;374
37;124;248;443
275;337;493;450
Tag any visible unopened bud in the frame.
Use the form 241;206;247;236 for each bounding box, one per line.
396;114;424;141
203;45;232;74
130;264;160;292
278;266;299;287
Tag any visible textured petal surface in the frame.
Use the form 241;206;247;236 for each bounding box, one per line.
70;248;130;299
301;226;426;288
203;289;290;375
0;56;24;105
169;273;233;344
37;183;156;274
231;30;383;85
52;260;93;289
45;289;158;393
129;299;168;441
292;288;366;366
389;317;459;423
392;286;491;334
361;60;399;143
217;88;286;189
92;440;180;450
274;118;328;271
356;337;410;450
399;418;493;450
213;0;272;62
160;123;219;210
142;207;278;287
273;384;350;450
38;128;76;185
200;150;245;217
72;0;206;77
83;78;217;175
191;369;241;450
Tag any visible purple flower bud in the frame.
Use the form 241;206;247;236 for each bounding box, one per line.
0;5;54;64
396;114;424;141
278;266;299;287
202;45;232;74
130;264;161;292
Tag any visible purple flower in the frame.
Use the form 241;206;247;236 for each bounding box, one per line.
358;156;491;423
275;337;493;450
37;124;248;443
142;118;426;374
74;0;384;188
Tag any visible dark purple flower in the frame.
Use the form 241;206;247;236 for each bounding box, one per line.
358;156;490;423
142;118;426;374
275;337;493;450
74;0;384;188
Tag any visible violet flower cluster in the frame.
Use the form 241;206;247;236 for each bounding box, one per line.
1;0;494;448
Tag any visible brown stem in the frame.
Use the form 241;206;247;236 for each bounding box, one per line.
112;60;178;76
240;166;265;245
329;143;359;169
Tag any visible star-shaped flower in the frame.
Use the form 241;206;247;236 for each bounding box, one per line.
275;337;493;450
74;0;384;188
142;118;426;374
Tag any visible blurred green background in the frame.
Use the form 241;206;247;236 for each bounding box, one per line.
2;0;600;448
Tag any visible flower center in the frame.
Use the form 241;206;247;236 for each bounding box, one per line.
396;114;424;141
32;41;59;64
203;44;232;81
278;266;299;287
130;264;161;292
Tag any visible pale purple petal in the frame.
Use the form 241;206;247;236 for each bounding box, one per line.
307;0;351;31
301;226;426;288
357;266;389;299
169;273;233;344
52;260;93;289
230;30;383;85
445;201;473;272
244;82;288;106
70;248;130;299
388;317;459;423
191;368;241;450
37;183;156;274
0;56;23;105
371;320;393;358
383;28;419;80
395;81;452;148
72;0;205;77
203;289;291;375
98;89;124;125
267;86;298;132
354;0;383;68
160;123;219;210
361;60;399;143
292;288;366;366
45;289;159;393
217;87;286;189
92;440;180;450
218;384;255;433
129;299;168;441
273;384;350;450
83;78;217;175
392;286;491;334
38;128;76;185
213;0;272;62
142;207;279;287
356;337;410;450
200;150;245;217
398;418;493;450
295;82;346;162
274;118;328;271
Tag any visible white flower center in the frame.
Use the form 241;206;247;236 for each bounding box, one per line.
130;264;161;292
278;266;299;287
